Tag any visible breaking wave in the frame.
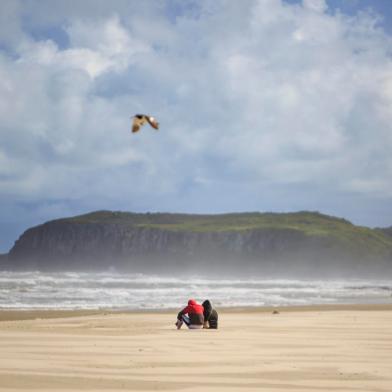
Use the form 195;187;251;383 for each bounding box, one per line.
0;271;391;310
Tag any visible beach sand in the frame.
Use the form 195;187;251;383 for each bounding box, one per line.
1;305;392;391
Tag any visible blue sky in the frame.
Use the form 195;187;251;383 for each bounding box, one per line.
1;0;392;252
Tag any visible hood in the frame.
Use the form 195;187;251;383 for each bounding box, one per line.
188;299;197;306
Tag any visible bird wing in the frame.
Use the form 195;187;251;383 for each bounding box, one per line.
146;116;159;130
132;115;148;133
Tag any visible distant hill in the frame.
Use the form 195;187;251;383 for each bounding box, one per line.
4;210;392;277
377;227;392;238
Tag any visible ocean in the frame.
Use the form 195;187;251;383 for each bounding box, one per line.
0;271;391;310
0;271;392;310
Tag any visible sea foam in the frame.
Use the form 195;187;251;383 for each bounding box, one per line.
0;271;391;310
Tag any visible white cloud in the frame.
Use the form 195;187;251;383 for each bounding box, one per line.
1;0;392;245
16;16;150;78
302;0;327;13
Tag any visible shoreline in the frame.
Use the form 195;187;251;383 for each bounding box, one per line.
1;303;392;322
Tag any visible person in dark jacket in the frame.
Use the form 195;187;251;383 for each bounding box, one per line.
176;299;204;329
202;300;218;329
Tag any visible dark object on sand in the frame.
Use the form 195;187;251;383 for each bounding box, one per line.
202;300;218;329
272;310;280;314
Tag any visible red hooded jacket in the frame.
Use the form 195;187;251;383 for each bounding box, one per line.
177;299;204;325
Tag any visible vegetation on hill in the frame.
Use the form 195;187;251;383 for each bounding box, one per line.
377;227;392;238
6;210;392;275
56;210;392;257
62;210;352;232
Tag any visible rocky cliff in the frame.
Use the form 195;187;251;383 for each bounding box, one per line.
5;211;392;276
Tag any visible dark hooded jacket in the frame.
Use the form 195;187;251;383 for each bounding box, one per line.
177;299;204;325
202;300;218;329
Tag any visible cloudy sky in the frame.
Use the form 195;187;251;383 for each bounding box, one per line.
1;0;392;252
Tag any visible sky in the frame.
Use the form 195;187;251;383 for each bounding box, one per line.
1;0;392;252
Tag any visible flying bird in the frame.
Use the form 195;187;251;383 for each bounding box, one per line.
131;114;159;133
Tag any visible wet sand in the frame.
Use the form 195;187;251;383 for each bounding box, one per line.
1;305;392;391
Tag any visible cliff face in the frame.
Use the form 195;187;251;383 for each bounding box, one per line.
6;211;392;276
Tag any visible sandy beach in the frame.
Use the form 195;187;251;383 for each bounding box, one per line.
1;305;392;391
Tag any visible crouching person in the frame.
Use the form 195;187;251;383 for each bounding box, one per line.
176;299;204;329
202;299;218;329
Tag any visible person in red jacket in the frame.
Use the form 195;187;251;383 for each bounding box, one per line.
176;299;204;329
